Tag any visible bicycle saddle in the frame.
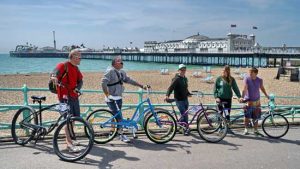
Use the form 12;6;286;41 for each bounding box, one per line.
31;95;46;101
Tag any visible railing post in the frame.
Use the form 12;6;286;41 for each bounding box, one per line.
22;84;29;106
138;88;144;114
22;84;30;135
291;107;295;122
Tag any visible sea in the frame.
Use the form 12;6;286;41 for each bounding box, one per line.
0;53;203;75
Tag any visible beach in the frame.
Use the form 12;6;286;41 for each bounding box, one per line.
0;67;299;105
0;67;299;138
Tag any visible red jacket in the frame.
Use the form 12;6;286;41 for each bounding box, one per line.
56;61;83;100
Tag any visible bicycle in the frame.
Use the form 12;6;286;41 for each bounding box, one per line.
86;86;177;144
217;94;289;138
11;94;94;162
165;91;228;143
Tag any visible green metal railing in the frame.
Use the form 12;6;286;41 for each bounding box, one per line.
1;84;300;136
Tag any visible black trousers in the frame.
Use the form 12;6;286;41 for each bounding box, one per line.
217;98;232;121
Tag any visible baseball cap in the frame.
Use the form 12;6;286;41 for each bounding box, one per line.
178;64;186;70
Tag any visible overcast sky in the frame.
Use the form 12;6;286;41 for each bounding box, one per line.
0;0;299;52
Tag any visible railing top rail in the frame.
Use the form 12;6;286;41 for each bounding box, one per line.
1;87;300;99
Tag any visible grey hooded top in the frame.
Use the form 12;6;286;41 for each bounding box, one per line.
101;67;140;97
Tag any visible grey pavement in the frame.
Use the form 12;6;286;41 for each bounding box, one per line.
0;126;299;169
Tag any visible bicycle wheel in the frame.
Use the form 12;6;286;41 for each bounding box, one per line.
197;109;227;143
53;117;94;162
262;113;289;138
11;106;37;145
144;110;177;144
86;109;118;144
143;108;167;128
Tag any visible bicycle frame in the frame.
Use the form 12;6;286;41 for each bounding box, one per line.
21;102;73;140
169;102;206;128
102;98;156;128
167;91;216;130
217;100;275;126
100;94;159;131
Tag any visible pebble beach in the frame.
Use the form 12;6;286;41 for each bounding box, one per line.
0;67;299;137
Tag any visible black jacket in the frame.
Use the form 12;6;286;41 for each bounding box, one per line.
166;74;191;101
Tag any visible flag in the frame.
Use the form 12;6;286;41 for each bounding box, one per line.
253;26;258;29
231;24;236;28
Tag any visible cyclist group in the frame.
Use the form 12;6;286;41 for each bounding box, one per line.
50;49;270;150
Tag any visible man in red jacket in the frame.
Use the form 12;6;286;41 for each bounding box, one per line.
50;49;83;152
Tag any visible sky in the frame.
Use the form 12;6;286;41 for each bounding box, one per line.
0;0;299;53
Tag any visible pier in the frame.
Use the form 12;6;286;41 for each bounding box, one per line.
82;52;300;67
10;50;300;67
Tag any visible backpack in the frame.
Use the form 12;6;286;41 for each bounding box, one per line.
49;62;68;94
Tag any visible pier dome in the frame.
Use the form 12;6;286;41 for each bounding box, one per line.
183;33;209;43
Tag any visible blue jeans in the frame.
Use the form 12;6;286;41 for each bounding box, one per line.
176;99;189;123
106;99;123;122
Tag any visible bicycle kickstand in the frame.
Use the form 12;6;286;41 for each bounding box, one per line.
131;127;138;139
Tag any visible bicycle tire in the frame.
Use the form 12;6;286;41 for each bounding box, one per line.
197;109;227;143
86;109;118;144
144;110;177;144
11;106;37;145
143;108;168;128
201;108;224;134
262;113;289;138
53;116;94;162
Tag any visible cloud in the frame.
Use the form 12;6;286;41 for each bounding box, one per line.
0;0;299;52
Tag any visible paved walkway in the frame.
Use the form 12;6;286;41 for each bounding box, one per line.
0;126;299;169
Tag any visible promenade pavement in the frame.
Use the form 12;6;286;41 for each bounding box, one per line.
0;126;299;169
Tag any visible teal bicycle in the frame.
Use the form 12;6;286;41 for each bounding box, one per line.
217;94;289;138
86;86;177;144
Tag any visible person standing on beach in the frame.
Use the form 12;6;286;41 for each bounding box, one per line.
241;67;269;136
101;55;148;143
214;65;243;122
50;49;83;152
166;64;192;135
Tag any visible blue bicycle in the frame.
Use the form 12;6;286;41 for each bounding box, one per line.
86;87;177;144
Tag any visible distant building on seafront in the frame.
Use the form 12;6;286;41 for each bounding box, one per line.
144;33;256;53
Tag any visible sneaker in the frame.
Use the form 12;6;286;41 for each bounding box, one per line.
72;140;80;146
243;128;249;135
119;134;130;143
184;129;190;136
67;145;81;153
254;131;264;137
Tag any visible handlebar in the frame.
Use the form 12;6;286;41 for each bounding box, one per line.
191;91;204;98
